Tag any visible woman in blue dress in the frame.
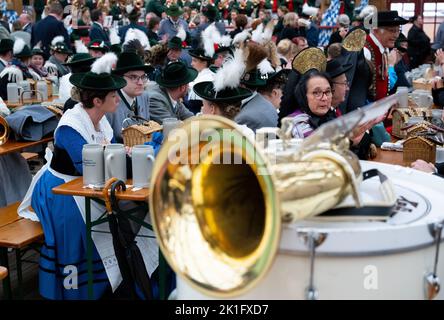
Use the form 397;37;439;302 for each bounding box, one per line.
30;52;128;300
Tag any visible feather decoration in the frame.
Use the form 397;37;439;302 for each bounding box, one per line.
109;28;121;45
262;21;274;42
245;41;268;72
0;66;23;83
258;59;274;75
202;23;220;57
176;24;187;42
219;35;232;47
33;41;42;50
124;28;150;50
51;35;65;46
251;23;264;43
13;38;26;55
232;29;251;46
91;52;118;74
213;48;246;92
74;40;88;53
126;4;134;14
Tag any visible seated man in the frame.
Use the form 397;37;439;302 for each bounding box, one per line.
149;61;197;124
107;51;153;143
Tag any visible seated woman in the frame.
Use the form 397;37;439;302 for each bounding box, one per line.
432;49;444;108
27;53;165;299
289;70;379;159
29;45;49;78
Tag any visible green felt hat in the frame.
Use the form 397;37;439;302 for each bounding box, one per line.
70;72;127;91
14;44;32;58
168;36;184;50
51;39;72;54
112;51;154;75
241;69;268;88
63;52;96;67
193;81;253;103
165;4;183;17
156;61;198;88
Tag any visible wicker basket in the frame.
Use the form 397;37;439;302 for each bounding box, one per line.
122;121;162;147
412;79;433;91
403;136;437;163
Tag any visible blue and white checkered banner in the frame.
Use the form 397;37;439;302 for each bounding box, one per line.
318;0;341;47
354;0;369;16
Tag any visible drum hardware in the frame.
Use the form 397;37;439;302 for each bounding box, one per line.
425;221;443;300
299;231;327;300
150;93;402;298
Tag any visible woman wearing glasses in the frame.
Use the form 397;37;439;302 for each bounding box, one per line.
106;51;154;143
289;69;379;159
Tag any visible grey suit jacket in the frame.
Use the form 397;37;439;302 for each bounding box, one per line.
148;83;194;124
235;92;278;132
106;91;151;143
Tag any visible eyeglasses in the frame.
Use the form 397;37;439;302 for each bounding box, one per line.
310;89;333;99
124;74;148;83
333;81;349;87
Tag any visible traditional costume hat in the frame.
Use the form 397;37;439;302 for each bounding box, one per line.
194;48;252;103
112;51;154;75
291;47;327;74
70;52;126;90
31;42;45;57
88;39;110;53
13;38;32;58
124;28;150;51
51;36;72;54
165;4;183;17
109;28;122;55
377;10;409;27
326;59;353;79
168;36;184;50
155;61;198;88
64;40;96;67
0;38;13;54
342;27;367;52
202;4;218;21
395;32;408;53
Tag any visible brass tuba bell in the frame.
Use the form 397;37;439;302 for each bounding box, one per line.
0;115;9;145
149;115;362;298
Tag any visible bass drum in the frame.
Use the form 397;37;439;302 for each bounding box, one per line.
177;161;444;300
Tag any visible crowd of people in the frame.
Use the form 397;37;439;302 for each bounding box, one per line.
1;0;444;300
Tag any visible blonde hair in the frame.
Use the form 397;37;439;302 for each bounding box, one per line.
264;41;281;69
283;12;298;28
277;39;293;56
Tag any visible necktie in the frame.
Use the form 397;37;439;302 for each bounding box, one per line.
131;99;138;117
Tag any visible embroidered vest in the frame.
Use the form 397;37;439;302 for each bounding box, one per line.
365;35;389;101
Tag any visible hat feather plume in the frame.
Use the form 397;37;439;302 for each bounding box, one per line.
51;35;65;46
13;38;26;55
91;52;118;74
74;40;88;53
251;23;264;43
124;28;150;50
213;48;246;92
232;29;251;46
359;6;376;19
302;3;319;16
219;35;232;47
202;23;220;57
258;59;274;75
245;41;268;72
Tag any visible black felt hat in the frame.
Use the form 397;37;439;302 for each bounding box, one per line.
377;11;409;27
326;59;353;79
112;51;154;75
166;4;183;17
193;81;253;103
0;39;13;54
189;48;214;62
155;61;198;88
88;39;110;53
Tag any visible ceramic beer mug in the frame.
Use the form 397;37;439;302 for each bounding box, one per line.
162;117;181;140
131;145;155;188
82;144;105;187
412;90;433;108
104;144;127;182
396;86;409;108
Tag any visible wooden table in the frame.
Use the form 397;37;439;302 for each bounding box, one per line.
0;136;53;156
5;95;58;109
371;148;407;167
52;178;168;300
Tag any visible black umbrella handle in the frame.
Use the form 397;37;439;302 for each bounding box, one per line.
110;180;127;214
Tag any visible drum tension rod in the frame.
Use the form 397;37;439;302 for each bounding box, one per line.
300;231;327;300
425;221;443;300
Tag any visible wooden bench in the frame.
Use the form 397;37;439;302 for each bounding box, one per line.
21;152;39;161
0;202;44;299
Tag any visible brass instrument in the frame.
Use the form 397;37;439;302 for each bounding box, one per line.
0;115;9;145
149;94;401;298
